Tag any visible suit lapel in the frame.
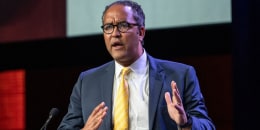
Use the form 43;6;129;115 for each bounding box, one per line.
100;62;115;130
148;56;165;129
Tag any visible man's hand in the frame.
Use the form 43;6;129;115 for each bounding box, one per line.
165;81;188;126
81;102;108;130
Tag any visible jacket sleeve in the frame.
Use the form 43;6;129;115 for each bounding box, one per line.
57;74;85;130
183;66;216;130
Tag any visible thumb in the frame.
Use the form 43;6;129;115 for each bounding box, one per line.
165;92;173;105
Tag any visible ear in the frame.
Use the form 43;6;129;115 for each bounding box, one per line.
138;26;145;38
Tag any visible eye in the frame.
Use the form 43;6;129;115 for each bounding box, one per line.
103;24;113;30
119;22;129;28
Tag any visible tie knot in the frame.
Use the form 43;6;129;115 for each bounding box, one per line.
121;67;131;77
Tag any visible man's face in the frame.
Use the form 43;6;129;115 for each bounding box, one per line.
102;4;145;66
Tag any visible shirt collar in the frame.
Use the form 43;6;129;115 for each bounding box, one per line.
115;49;148;78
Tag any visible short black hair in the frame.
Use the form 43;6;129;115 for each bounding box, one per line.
101;0;145;27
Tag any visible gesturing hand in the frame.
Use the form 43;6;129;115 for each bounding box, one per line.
165;81;188;126
81;102;108;130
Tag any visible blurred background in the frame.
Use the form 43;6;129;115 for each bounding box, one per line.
0;0;259;130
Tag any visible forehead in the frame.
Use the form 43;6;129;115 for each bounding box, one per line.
103;4;135;23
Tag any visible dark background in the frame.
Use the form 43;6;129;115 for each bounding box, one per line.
0;0;259;130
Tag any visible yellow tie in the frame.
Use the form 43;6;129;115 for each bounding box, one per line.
114;67;131;130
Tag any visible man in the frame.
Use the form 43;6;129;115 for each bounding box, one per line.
58;0;216;130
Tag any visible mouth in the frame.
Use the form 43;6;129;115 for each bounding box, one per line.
112;42;122;46
111;41;124;48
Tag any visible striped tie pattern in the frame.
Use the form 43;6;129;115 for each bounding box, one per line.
114;67;131;130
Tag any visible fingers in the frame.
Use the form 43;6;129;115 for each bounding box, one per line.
170;81;186;115
171;81;182;106
165;81;181;106
92;102;107;117
83;102;108;130
165;92;172;104
165;81;187;124
91;102;108;122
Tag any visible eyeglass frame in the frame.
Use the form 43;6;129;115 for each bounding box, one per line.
101;22;139;34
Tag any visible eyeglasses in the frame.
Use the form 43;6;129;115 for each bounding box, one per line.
101;22;139;34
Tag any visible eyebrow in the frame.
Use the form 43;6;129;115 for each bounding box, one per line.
104;21;128;25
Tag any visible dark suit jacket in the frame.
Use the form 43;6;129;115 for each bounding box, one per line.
58;54;216;130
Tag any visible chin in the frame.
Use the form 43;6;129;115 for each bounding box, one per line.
113;54;127;62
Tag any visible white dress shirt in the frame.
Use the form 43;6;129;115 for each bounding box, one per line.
113;50;149;130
